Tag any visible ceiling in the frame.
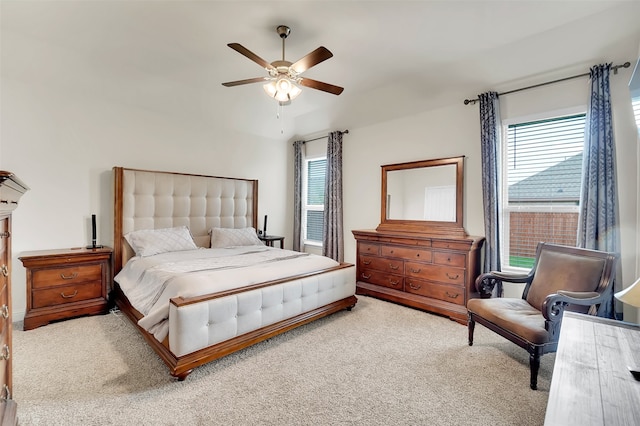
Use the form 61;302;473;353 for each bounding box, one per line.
2;1;640;139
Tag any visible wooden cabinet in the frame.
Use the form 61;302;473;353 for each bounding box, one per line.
19;247;112;331
0;171;28;425
352;229;484;324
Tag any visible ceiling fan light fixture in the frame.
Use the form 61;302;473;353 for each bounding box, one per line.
263;76;301;103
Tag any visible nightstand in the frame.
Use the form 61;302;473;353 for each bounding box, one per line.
19;247;112;330
259;235;284;248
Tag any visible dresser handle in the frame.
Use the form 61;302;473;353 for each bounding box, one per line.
0;305;8;319
0;384;10;401
363;260;371;265
389;264;399;270
410;268;421;273
446;273;459;280
389;279;400;286
0;265;7;277
61;290;78;299
408;282;421;290
0;231;9;238
446;292;459;299
361;273;371;280
0;344;9;361
60;272;78;280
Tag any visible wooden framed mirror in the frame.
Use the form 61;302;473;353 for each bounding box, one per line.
376;155;466;237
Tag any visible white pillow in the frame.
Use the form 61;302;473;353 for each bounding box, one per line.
125;226;197;257
210;227;262;248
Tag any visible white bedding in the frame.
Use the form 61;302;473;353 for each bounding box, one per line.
114;246;340;341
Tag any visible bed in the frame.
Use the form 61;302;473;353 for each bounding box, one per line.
112;167;357;380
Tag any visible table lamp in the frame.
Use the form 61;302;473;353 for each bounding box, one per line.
614;277;640;381
614;277;640;308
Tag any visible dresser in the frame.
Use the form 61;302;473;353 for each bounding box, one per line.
352;229;484;324
0;171;28;425
19;247;112;331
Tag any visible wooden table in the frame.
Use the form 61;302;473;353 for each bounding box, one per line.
544;311;640;425
259;235;284;249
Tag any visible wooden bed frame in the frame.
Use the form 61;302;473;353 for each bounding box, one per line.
112;167;357;380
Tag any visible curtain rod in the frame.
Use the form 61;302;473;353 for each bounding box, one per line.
300;129;349;144
463;61;631;105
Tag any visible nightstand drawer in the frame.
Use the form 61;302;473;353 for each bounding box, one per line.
32;264;102;289
20;246;113;330
32;281;103;309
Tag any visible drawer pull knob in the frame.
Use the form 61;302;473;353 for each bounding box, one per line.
361;273;371;280
411;268;421;273
446;292;459;299
408;282;421;290
446;273;459;280
416;253;420;257
60;272;78;280
0;265;7;277
389;279;400;286
0;344;9;361
61;290;78;299
363;260;371;265
0;384;10;401
0;305;8;319
389;264;399;270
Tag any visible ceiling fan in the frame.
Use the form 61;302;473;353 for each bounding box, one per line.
222;25;344;104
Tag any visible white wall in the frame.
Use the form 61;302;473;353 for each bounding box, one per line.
337;65;639;321
2;75;290;321
3;23;639;324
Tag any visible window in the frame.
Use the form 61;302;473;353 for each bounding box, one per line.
632;97;640;133
502;113;586;269
303;157;326;245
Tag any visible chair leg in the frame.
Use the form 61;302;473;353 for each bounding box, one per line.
468;315;475;346
529;352;540;390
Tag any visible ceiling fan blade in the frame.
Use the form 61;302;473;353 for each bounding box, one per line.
222;77;268;87
299;78;344;95
291;47;333;74
227;43;276;71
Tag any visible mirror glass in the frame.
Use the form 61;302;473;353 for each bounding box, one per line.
386;164;457;222
377;156;465;236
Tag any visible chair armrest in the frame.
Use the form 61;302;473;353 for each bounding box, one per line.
474;271;532;298
541;290;607;321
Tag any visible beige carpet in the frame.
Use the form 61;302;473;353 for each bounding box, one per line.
13;296;553;425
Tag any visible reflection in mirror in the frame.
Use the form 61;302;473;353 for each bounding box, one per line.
386;165;457;222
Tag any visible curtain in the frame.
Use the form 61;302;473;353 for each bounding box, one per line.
577;63;621;319
292;140;304;252
479;92;502;285
323;131;344;262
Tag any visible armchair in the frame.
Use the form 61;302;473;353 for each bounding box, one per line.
467;242;617;390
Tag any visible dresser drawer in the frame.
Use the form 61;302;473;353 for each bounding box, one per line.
0;284;7;339
405;278;465;305
32;264;102;289
358;242;380;256
358;269;404;291
432;240;471;251
433;251;466;267
381;245;432;262
359;255;403;273
32;281;103;309
405;261;465;285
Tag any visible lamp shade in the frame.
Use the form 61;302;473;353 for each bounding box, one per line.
614;277;640;308
263;76;301;103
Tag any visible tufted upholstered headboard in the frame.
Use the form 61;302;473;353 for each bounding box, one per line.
113;167;258;275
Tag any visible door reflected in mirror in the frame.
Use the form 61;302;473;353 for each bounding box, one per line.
386;165;457;222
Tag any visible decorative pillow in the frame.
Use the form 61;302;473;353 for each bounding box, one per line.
124;226;197;257
210;227;262;248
